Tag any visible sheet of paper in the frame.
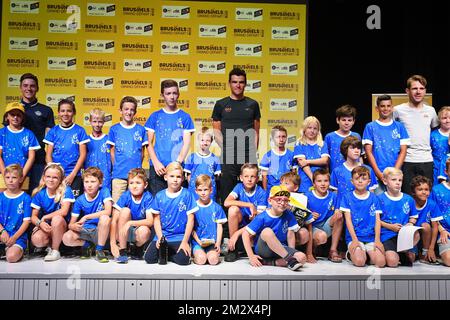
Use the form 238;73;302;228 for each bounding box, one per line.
397;225;422;252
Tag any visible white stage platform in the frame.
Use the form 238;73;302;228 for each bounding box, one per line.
1;256;449;300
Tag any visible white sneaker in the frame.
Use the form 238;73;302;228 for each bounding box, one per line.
44;249;61;262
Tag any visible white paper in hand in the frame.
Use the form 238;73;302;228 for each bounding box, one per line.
397;225;422;252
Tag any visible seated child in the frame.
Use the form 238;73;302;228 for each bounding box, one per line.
31;163;75;261
340;166;385;267
242;185;307;270
0;164;31;262
223;163;267;262
143;162;199;265
192;175;227;265
113;168;154;264
62;167;112;263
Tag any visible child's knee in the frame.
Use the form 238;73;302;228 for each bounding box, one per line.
62;231;75;246
51;215;66;227
313;230;328;246
421;222;431;232
136;227;151;244
385;251;399;267
32;233;49;247
260;227;275;241
6;248;23;263
98;215;111;227
351;249;366;267
208;253;220;265
297;228;309;245
194;252;207;265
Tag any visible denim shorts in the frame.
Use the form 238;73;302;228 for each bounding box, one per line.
312;216;333;238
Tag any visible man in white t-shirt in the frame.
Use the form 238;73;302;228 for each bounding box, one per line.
393;75;439;194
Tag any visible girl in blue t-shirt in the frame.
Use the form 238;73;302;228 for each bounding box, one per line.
293;116;329;193
43;99;90;197
30;163;75;262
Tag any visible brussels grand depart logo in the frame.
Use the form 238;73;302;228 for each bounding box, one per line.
85;77;113;90
162;6;190;19
269;10;300;20
123;59;152;72
234;44;262;57
7;58;39;68
122;6;154;16
85;23;117;34
87;3;115;16
121;42;153;53
233;64;264;74
233;28;264;38
9;37;38;51
269;47;300;56
196;97;221;110
195;81;226;91
8;21;41;31
198;61;226;74
44;77;77;88
120;79;152;89
46;40;78;50
47;57;76;70
197;9;228;18
268;82;299;93
199;25;226;38
10;1;39;13
7;74;21;87
86;40;114;53
160;25;191;36
196;45;227;55
83;97;115;107
124;23;153;36
245;80;262;93
159;62;190;72
48;20;78;33
271;63;298;76
161;42;189;55
270;99;297;112
272;27;299;40
235;8;263;21
46;94;75;108
84;59;116;70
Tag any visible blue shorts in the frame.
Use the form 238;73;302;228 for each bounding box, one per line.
7;235;27;251
239;207;252;226
312;216;333;238
192;243;216;253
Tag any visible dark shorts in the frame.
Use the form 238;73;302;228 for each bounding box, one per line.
79;227;98;244
256;237;297;259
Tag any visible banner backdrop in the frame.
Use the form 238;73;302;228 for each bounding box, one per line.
1;0;307;163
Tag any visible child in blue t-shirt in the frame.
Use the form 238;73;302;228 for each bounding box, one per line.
143;162;199;265
0;164;31;263
437;153;450;183
324;104;361;173
340;166;386;267
43;99;90;197
223;163;267;262
294;116;329;193
410;175;442;264
184;127;221;201
305;169;343;263
192;174;227;265
0;102;40;191
62;167;113;263
86;108;112;191
260;125;295;198
430;107;450;185
242;185;306;270
30;163;75;262
363;95;410;193
378;167;419;267
113;168;153;264
107;96;148;203
145;80;195;196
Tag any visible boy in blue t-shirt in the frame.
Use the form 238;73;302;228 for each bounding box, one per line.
437;153;450;183
86;108;112;191
184;127;221;201
378;167;419;267
260;125;295;197
113;168;153;264
192;174;227;265
0;164;31;263
107;96;148;202
223;163;267;262
305;169;343;263
62;167;113;263
430;107;450;185
0;102;40;191
242;185;306;270
145;80;195;196
340;166;386;267
324;104;361;173
143;162;199;265
363;95;410;193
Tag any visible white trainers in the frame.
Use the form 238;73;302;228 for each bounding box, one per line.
44;249;61;262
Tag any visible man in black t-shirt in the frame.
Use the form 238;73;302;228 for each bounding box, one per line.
212;68;261;205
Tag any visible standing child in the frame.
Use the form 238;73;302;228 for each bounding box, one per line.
62;167;112;263
0;164;31;263
340;166;386;267
0;102;41;191
431;106;450;185
143;162;199;265
378;168;419;267
184;127;221;201
411;175;442;264
260;125;295;198
145;80;195;196
107;96;148;202
43;99;89;197
192;175;227;265
363;95;410;193
30;163;75;261
293;116;329;193
223;163;267;262
324;105;361;173
86;108;112;191
242;185;306;270
113;168;153;264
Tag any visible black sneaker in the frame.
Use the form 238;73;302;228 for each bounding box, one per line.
32;247;48;258
224;250;239;262
130;245;144;260
95;250;109;263
80;245;94;259
286;256;303;271
0;244;6;259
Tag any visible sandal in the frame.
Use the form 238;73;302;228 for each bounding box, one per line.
328;250;342;263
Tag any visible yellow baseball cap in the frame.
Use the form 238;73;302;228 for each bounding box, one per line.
4;102;25;114
269;185;291;198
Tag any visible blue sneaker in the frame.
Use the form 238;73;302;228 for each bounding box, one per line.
116;254;129;264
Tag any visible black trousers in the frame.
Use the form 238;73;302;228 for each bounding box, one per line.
401;161;434;195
